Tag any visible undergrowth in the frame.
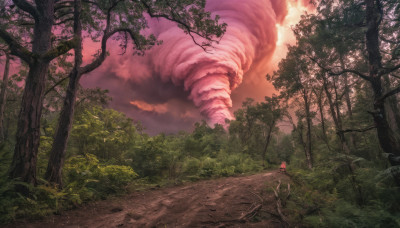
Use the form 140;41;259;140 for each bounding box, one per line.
284;164;400;228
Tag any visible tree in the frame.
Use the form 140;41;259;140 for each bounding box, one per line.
0;0;79;185
257;96;285;167
229;96;285;166
269;46;315;169
0;48;11;142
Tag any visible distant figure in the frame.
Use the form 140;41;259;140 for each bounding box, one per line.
280;161;286;173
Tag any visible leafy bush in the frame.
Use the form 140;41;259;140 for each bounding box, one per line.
182;157;202;175
65;154;137;197
200;157;220;177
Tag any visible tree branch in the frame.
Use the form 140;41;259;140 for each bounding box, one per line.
54;17;74;25
377;85;400;103
12;0;39;21
80;28;130;74
337;125;376;134
0;28;34;64
44;75;69;96
140;0;220;52
42;37;78;61
380;64;400;76
80;1;121;74
54;1;74;12
308;56;371;81
380;36;400;45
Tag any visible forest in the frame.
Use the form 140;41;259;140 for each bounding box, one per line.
0;0;400;227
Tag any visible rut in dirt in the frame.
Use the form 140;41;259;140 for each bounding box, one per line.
9;170;290;228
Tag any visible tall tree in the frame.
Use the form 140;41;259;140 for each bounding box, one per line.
0;49;11;142
0;1;77;185
257;96;284;167
269;46;314;169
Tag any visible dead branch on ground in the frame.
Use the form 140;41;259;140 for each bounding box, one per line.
272;180;291;227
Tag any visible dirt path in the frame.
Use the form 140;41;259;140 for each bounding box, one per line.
9;170;290;228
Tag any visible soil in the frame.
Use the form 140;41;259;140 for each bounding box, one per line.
8;170;290;228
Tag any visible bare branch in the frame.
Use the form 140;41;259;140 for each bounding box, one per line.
55;9;74;20
338;125;376;134
378;85;400;103
54;17;74;25
0;28;34;64
380;36;400;45
380;64;400;76
12;0;39;21
54;1;74;11
389;73;400;79
44;75;69;96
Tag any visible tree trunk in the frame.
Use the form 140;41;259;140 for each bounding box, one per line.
9;60;50;185
365;0;400;184
333;78;351;153
0;53;10;142
45;0;83;187
303;90;313;169
323;75;351;153
384;76;400;133
261;123;274;167
9;1;54;186
45;70;80;186
314;87;330;149
342;65;357;148
344;74;357;149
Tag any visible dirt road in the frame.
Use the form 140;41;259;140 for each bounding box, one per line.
10;171;289;228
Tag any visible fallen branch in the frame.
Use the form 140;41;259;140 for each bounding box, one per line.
239;204;262;220
285;183;291;202
272;180;290;227
337;125;376;134
237;190;264;221
249;190;264;204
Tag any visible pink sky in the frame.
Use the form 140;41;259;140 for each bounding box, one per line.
0;0;311;135
79;0;311;134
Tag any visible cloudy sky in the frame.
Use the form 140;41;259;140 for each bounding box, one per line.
80;0;311;135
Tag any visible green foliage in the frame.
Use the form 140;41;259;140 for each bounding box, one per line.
65;154;137;197
0;179;59;223
285;164;400;227
228;96;286;166
0;153;137;224
68;106;139;161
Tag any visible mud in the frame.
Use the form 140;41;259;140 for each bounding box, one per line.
9;170;289;228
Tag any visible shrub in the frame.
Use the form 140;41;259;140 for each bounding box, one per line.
64;154;137;198
200;157;220;177
182;157;202;175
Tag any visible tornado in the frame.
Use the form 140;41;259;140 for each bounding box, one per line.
146;0;288;126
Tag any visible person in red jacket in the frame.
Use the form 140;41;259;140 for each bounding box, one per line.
280;161;286;173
